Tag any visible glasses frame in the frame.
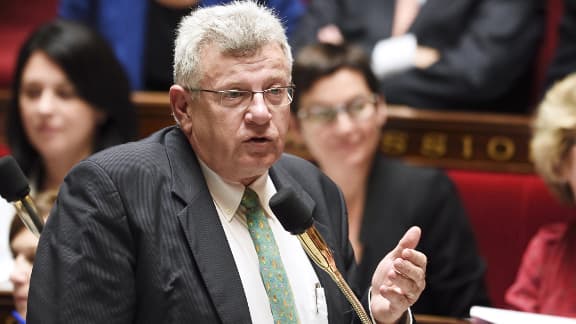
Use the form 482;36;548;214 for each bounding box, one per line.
297;94;378;124
186;85;295;110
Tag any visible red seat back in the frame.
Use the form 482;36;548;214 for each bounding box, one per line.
447;169;574;308
0;0;58;87
0;144;9;157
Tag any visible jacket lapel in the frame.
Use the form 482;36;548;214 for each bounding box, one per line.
165;129;251;323
163;131;352;322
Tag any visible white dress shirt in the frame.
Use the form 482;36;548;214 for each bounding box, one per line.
199;160;413;324
199;161;329;324
371;0;429;79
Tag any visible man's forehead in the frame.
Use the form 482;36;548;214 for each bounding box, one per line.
200;42;286;61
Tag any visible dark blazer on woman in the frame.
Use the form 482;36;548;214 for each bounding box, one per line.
352;155;490;317
27;127;362;323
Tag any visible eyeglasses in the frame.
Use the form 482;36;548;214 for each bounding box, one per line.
297;94;378;124
187;85;295;110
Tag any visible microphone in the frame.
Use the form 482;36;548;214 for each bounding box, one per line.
269;188;371;324
0;155;44;237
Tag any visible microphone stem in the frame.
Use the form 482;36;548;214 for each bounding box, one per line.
14;195;44;237
298;230;372;324
330;267;373;324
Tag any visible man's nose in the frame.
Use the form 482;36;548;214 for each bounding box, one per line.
246;92;272;124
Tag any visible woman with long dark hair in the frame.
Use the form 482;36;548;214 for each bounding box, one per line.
0;19;137;293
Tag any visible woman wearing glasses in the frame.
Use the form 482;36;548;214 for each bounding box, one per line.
291;43;490;317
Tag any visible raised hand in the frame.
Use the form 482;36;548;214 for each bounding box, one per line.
370;226;427;324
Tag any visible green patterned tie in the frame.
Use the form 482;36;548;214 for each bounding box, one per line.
241;187;299;324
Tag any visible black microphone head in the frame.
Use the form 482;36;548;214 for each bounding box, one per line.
0;155;30;202
269;188;313;235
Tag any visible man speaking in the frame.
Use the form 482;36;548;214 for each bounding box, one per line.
27;2;426;323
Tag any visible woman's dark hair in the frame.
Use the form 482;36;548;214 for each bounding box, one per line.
291;43;380;115
8;217;26;252
6;19;138;187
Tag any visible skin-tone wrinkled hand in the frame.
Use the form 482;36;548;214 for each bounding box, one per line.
414;46;440;69
370;226;427;324
318;25;439;71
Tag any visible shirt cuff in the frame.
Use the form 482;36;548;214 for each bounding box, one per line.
368;287;413;324
371;33;417;79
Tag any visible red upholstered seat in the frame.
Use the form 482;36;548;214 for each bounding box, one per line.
531;0;564;107
447;170;574;309
0;0;58;87
0;144;9;157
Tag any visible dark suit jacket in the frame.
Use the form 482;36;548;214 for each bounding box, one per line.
293;0;544;113
27;127;358;323
352;155;490;317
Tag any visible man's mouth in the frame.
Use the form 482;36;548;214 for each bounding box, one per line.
247;137;270;143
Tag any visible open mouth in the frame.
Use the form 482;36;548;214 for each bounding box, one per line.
247;137;270;143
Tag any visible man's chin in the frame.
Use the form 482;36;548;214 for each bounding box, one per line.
242;154;279;172
249;157;278;172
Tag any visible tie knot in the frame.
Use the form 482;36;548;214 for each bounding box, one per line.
241;187;261;211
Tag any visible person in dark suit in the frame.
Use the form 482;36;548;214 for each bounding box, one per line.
291;43;490;317
27;2;427;323
292;0;544;113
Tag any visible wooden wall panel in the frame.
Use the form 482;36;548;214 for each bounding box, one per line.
0;90;535;173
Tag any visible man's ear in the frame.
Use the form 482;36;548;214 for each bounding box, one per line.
169;85;190;128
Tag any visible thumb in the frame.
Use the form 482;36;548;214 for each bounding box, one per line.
391;226;421;257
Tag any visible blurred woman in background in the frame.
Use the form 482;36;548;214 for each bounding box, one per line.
290;43;490;317
0;19;137;293
7;191;57;324
506;73;576;317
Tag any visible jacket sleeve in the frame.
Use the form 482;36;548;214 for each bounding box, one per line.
27;160;136;323
381;0;544;108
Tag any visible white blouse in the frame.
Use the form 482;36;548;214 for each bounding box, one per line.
0;197;15;291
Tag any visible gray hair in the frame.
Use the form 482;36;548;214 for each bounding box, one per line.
173;1;293;89
531;72;576;204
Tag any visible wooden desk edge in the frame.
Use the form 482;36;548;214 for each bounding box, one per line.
415;314;471;324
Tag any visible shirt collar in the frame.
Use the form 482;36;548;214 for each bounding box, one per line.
198;159;277;222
